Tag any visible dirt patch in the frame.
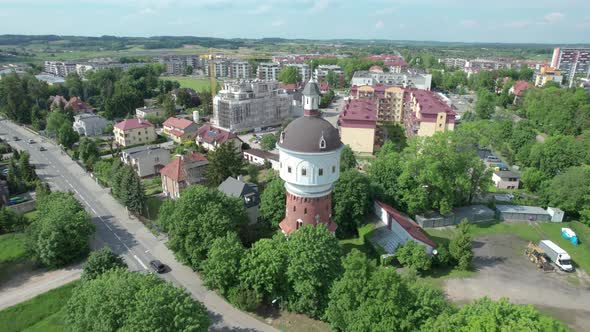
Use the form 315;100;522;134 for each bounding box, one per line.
445;234;590;332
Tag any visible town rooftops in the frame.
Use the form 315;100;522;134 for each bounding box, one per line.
512;80;531;96
338;99;377;129
115;118;154;131
384;59;408;67
122;144;166;156
302;79;321;96
35;74;65;85
197;123;238;145
494;170;520;179
163;117;194;130
244;148;279;161
410;89;456;116
65;96;93;112
160;152;208;182
376;200;437;248
217;176;259;208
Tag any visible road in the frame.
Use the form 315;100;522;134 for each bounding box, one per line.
0;120;277;332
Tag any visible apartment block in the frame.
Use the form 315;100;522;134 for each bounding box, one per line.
313;64;344;83
44;61;77;77
285;63;311;80
351;71;432;91
404;89;456;137
534;67;563;87
350;85;405;123
338;99;377;154
113;118;158;147
551;47;590;86
212;80;292;132
256;62;281;80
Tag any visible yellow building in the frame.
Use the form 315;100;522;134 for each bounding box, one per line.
404;90;456;137
350;85;405;123
534;66;563;87
114;118;157;147
337;99;377;154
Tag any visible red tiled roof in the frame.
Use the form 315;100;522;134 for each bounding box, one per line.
384;59;408;67
375;200;437;248
409;89;456;116
369;65;384;72
197;123;239;145
66;96;93;112
338;99;377;129
513;80;531;96
279;83;298;90
319;82;329;91
160;152;207;182
115;118;154;130
168;129;185;137
163;117;195;130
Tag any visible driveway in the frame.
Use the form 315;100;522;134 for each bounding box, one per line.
445;234;590;331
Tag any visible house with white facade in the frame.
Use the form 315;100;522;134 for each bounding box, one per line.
73;113;109;136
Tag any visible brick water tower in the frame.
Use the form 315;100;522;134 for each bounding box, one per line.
277;79;342;234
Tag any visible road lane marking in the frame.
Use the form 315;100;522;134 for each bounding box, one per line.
133;255;148;270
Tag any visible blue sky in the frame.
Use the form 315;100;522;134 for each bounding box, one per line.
0;0;589;43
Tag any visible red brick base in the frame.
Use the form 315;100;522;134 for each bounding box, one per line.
279;191;337;234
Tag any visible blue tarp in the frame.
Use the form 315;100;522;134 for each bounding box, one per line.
562;228;579;246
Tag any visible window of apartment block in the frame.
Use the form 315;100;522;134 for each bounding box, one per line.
288;166;292;173
318;168;324;176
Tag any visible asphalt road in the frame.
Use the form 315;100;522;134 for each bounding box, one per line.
0;120;277;332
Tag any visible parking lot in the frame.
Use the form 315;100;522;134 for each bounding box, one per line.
444;234;590;331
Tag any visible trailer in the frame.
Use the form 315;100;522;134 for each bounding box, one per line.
538;240;574;272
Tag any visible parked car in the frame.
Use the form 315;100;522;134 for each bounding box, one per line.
27;139;34;144
39;146;46;151
1;168;9;175
12;136;19;141
149;260;167;273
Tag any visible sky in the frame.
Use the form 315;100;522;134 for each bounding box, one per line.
0;0;589;44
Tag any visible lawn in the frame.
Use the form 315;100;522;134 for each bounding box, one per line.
142;196;163;221
166;76;211;92
0;233;28;264
426;220;590;274
23;210;38;222
0;281;78;332
142;177;162;196
339;223;384;261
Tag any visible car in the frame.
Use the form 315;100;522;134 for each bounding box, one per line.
39;146;47;151
27;139;34;144
149;260;167;273
12;136;19;141
1;168;8;175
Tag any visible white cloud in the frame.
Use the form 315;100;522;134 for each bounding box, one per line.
309;0;329;13
271;19;285;27
375;20;385;29
544;12;564;23
460;19;479;28
249;4;272;15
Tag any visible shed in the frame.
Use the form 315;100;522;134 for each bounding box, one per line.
496;205;551;222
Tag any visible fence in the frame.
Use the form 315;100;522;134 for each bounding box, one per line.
416;205;495;228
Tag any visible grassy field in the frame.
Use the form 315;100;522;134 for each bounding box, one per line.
166;76;211;92
426;221;590;274
142;177;162;196
0;281;78;332
339;223;384;260
0;233;28;264
23;210;38;222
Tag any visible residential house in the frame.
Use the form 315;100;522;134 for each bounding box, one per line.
160;152;209;199
162;117;198;143
243;149;279;170
65;97;94;113
73;113;109;136
492;170;520;190
534;67;563;87
372;200;437;254
196;123;243;152
35;74;64;86
113;118;157;147
509;80;531;104
218;176;260;223
120;145;171;178
338;99;377;154
135;106;165;120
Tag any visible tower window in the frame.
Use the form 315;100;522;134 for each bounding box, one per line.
288;166;292;173
297;219;303;230
332;165;336;173
304;208;307;215
319;168;324;176
301;168;307;176
319;136;326;149
293;206;296;212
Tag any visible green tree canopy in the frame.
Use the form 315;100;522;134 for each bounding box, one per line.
339;145;357;171
332;169;372;236
260;133;277;151
395;240;432;274
205;141;244;186
449;218;473;270
278;66;302;84
475;89;496;120
81;247;126;281
66;269;210;332
544;166;590;224
160;185;248;270
202;232;245;296
259;175;286;227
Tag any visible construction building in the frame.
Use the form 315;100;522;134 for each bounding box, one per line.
349;85;405;123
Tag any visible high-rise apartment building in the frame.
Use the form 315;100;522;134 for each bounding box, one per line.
551;47;590;86
257;62;281;80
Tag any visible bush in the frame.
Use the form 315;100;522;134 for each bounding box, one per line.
449;218;473;270
82;247;126;281
0;208;27;234
395;240;432;274
228;283;261;312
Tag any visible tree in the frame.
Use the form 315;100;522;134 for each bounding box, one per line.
449;218;473;270
325;70;338;88
27;192;95;267
325;249;376;331
66;269;210;332
185;65;193;75
475;89;495;119
239;235;288;302
527;135;583;178
205;141;244;186
395;240;432;274
45;111;69;137
202;232;245;296
425;297;568;332
260;134;277;151
162;185;248;270
176;88;194;108
369;149;402;206
285;224;342;318
57;122;79;148
0;208;27;234
383;123;407;152
65;73;83;98
82;247;126;281
78;138;100;169
339;145;357;171
162;93;176;118
111;164;145;213
521;168;548;192
332;169;372;236
278;66;302;84
259;175;286;227
544;166;590;224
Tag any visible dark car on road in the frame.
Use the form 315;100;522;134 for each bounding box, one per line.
39;146;47;151
12;136;19;141
149;260;167;273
